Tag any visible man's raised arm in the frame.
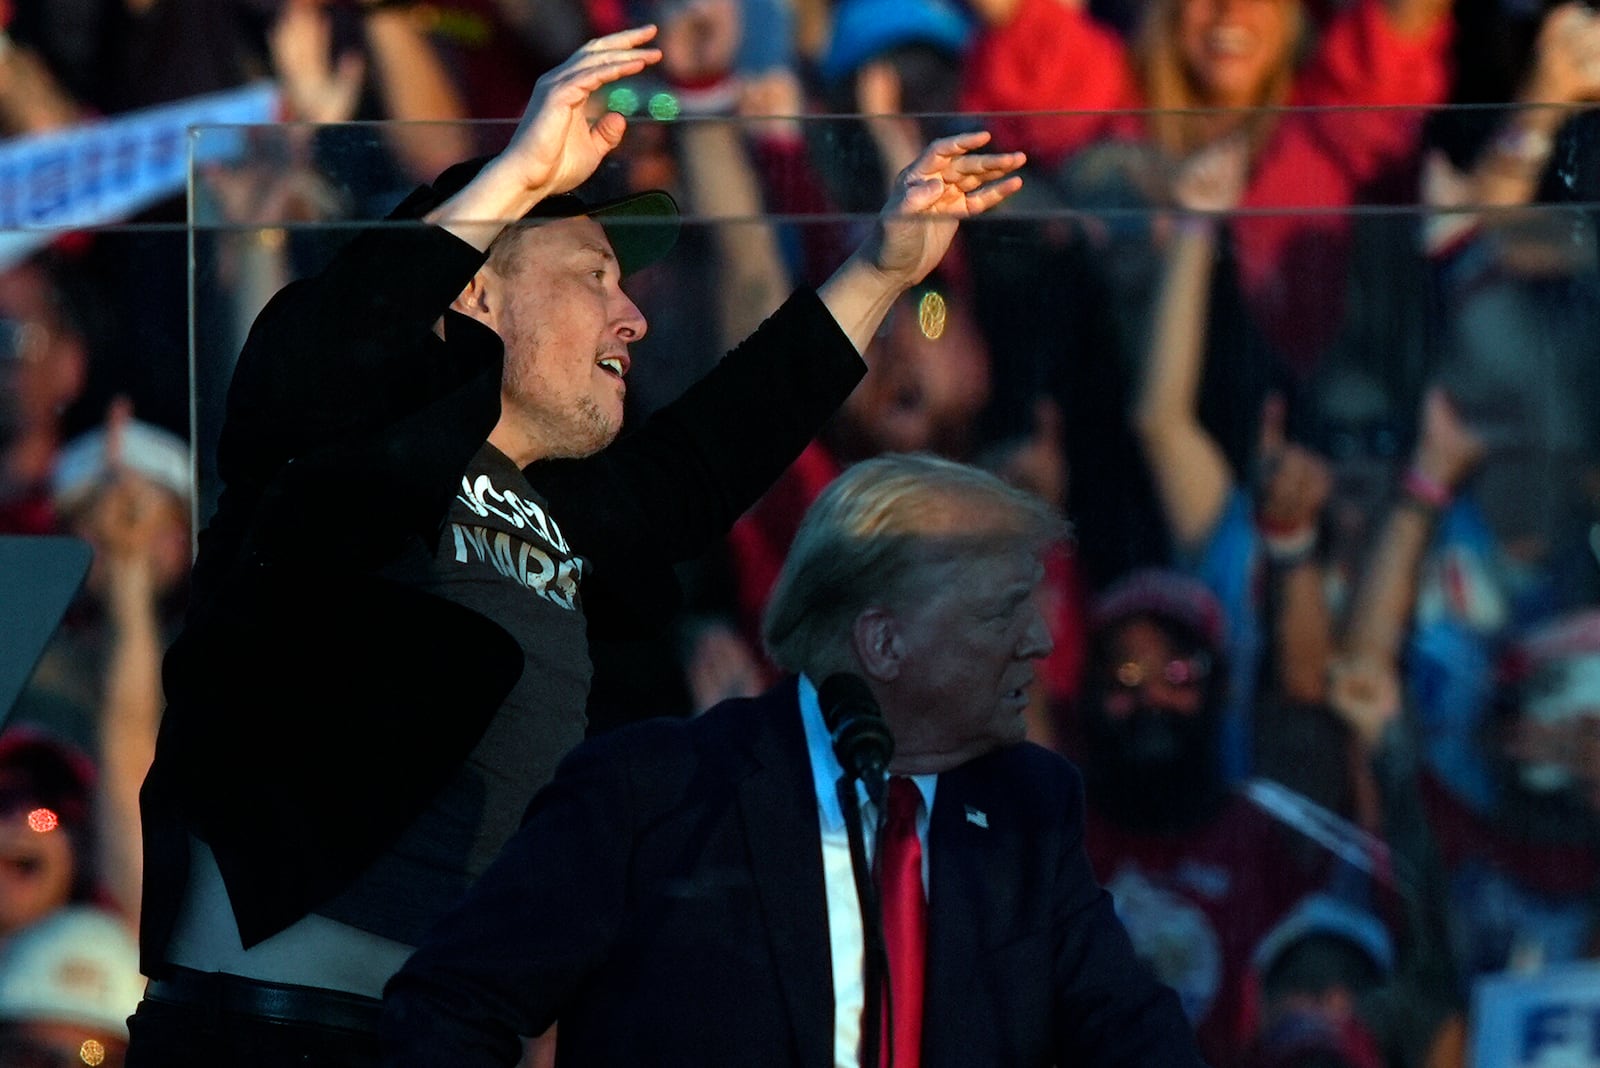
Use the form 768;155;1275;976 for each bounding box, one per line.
818;130;1025;352
422;25;663;251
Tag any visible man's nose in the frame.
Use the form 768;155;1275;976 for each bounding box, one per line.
615;292;647;342
1019;607;1054;660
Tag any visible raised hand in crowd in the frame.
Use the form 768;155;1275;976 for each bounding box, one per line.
676;101;791;351
269;0;470;181
736;64;806;140
359;0;473;176
1256;394;1336;705
1425;0;1600;231
854;55;924;186
1134;133;1251;550
657;0;741;89
1325;649;1469;1068
1343;387;1488;671
1326;647;1406;831
1255;395;1333;543
1412;383;1491;495
270;0;366;125
1526;1;1600;104
0;16;88;134
66;399;190;925
1135;162;1237;550
77;401;191;611
1328;652;1406;756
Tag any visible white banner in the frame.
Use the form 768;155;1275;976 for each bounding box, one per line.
0;81;281;267
1243;777;1395;883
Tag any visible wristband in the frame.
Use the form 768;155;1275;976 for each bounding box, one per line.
1488;123;1554;167
1401;467;1451;512
1484;122;1554;181
1174;213;1219;238
1260;522;1318;566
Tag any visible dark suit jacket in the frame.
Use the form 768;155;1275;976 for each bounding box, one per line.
381;680;1208;1067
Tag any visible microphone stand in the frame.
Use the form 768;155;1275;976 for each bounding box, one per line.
837;772;891;1068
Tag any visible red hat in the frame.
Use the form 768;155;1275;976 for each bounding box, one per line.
0;726;95;832
1091;568;1226;653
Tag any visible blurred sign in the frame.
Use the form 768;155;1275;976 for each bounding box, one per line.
1473;962;1600;1067
0;81;280;269
0;535;91;726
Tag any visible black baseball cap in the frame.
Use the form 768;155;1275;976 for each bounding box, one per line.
408;155;679;277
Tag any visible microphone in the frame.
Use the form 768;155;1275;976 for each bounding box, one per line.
818;672;894;808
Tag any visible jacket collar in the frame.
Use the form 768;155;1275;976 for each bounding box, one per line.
732;679;836;1067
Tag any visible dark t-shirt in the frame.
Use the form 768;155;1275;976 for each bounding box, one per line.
317;443;591;944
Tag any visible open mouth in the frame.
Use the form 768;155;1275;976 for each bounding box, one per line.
1206;25;1255;57
597;355;628;380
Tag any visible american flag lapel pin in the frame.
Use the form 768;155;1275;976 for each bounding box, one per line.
964;805;988;829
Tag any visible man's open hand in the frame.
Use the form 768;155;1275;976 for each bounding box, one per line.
500;25;664;200
863;131;1026;287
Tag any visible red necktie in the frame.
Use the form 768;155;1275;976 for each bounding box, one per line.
878;776;926;1068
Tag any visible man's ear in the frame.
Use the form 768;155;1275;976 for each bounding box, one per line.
852;607;903;682
450;270;495;324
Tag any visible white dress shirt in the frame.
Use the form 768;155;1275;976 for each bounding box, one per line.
797;674;936;1068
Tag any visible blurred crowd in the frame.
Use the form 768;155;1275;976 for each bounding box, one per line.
5;0;1600;1064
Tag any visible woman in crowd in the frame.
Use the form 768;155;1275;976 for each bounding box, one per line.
960;0;1453;374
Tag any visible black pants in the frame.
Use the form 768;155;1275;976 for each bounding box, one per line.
125;968;382;1068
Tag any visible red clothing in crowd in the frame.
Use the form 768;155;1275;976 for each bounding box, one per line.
1421;771;1600;901
1084;793;1330;1066
0;488;57;536
726;440;842;641
959;0;1452;371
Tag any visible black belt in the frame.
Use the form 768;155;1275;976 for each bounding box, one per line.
144;965;385;1034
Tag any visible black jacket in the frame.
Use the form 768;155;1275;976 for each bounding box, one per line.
139;183;866;967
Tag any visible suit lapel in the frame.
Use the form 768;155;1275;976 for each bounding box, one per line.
734;681;835;1068
923;760;1000;1057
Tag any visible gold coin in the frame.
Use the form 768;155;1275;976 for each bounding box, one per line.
917;290;947;340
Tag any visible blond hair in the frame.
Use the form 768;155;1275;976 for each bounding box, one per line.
1132;0;1305;158
762;453;1066;679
